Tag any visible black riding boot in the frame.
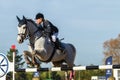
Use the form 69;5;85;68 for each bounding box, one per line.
55;38;65;53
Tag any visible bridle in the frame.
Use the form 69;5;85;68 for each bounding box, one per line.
18;19;51;43
17;23;29;41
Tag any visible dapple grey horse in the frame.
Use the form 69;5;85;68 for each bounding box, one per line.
16;16;76;67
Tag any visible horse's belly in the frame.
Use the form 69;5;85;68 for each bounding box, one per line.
51;50;66;62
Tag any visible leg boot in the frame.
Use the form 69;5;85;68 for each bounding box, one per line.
56;38;65;53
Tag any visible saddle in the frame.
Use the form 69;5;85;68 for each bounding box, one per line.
53;38;65;53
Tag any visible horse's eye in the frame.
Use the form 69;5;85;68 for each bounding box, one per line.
23;27;26;29
18;24;21;27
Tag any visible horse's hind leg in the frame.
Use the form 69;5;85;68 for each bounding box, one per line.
65;44;76;67
52;61;62;67
52;60;65;67
23;50;33;66
65;54;75;67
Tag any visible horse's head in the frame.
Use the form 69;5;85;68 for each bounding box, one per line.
16;16;28;44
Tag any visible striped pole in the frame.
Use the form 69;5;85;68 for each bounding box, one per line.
1;51;120;80
15;65;120;72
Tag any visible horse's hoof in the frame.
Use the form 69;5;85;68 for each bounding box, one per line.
27;62;34;68
34;64;40;68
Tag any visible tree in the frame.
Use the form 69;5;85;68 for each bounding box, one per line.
7;48;25;69
103;34;120;64
7;47;27;80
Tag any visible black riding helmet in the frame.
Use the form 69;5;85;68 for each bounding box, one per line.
35;13;44;20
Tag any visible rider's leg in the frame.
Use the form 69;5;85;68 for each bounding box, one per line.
55;38;65;53
51;33;65;53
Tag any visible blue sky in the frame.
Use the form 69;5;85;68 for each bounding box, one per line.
0;0;120;67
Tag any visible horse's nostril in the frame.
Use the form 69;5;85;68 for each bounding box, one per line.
19;39;23;43
20;39;22;42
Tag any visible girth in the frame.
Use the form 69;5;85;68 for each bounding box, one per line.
36;47;56;62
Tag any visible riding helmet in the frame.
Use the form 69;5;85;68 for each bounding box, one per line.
35;13;44;19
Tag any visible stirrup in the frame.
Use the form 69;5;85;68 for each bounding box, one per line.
61;49;65;53
59;47;65;53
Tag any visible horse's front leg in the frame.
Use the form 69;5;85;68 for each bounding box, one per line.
32;50;40;68
23;50;34;67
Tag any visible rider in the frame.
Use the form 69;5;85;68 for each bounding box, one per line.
35;13;65;53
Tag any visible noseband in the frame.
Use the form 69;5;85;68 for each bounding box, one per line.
18;33;28;40
17;25;28;40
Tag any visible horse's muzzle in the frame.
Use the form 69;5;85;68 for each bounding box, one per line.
17;36;24;44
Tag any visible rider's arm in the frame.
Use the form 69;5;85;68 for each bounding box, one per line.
43;20;52;33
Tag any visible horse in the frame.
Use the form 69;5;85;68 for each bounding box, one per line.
16;16;76;67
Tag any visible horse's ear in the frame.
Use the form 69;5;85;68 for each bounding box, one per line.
23;16;26;20
16;16;21;22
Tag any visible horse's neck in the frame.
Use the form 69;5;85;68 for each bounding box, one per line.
27;21;38;44
27;21;38;35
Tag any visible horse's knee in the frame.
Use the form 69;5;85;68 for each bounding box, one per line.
23;51;32;58
32;50;42;56
23;51;29;55
32;50;37;55
23;51;27;55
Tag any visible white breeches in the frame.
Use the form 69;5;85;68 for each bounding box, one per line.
51;33;58;42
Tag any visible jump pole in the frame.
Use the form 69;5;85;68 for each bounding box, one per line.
1;46;120;80
1;55;120;79
15;65;120;72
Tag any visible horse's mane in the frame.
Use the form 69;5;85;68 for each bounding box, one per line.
26;19;37;27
